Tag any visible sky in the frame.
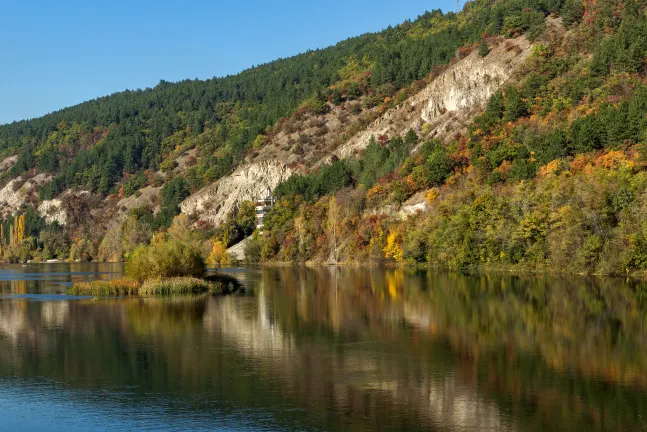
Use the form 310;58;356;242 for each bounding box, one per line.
0;0;454;125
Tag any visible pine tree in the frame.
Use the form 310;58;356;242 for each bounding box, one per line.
503;87;527;123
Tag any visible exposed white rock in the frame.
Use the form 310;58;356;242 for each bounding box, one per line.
0;155;18;176
116;186;161;214
227;237;250;262
181;160;293;226
331;35;532;160
397;191;429;218
38;199;66;225
399;201;428;217
0;174;52;216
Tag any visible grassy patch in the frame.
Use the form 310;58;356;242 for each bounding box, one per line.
67;274;242;297
67;278;140;296
139;277;213;296
139;275;242;296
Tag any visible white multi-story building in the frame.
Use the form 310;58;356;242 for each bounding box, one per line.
255;187;276;230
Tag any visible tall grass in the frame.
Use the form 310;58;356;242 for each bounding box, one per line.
67;278;140;296
139;277;212;295
139;275;243;296
67;274;243;297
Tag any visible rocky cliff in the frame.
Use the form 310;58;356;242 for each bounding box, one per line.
181;34;534;225
181;159;294;226
333;35;533;160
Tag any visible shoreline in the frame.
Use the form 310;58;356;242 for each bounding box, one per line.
247;260;645;280
10;259;646;281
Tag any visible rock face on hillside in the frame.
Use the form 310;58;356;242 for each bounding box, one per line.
227;237;250;262
181;160;293;226
180;35;534;226
332;35;533;159
116;186;161;215
0;174;52;217
38;199;66;225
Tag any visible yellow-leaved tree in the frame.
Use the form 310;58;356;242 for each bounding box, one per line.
208;240;231;266
383;230;404;263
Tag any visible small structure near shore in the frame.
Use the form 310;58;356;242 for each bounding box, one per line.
255;187;276;230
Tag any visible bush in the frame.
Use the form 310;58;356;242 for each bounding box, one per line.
244;235;263;263
478;41;490;57
126;238;205;282
67;278;140;296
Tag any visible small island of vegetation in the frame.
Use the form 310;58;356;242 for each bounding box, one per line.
67;235;242;297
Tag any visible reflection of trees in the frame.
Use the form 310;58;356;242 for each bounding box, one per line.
402;273;647;386
0;262;124;294
254;268;647;431
0;268;647;430
259;268;647;386
203;288;513;431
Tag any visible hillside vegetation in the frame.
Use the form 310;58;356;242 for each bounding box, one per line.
253;0;647;275
4;0;647;277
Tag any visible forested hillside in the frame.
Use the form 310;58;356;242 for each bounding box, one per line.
0;1;515;197
1;0;636;274
252;0;647;275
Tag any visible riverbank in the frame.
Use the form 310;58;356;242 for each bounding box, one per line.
248;259;647;279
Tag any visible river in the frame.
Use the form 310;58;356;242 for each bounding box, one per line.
0;263;646;431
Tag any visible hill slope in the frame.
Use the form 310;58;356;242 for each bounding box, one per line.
2;0;641;275
252;0;647;276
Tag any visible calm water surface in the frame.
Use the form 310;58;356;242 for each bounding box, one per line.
1;263;647;431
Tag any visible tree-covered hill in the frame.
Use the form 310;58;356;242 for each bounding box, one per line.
0;0;562;199
254;0;647;276
0;0;593;263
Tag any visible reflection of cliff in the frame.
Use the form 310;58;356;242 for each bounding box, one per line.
0;299;68;341
203;282;514;432
0;300;30;343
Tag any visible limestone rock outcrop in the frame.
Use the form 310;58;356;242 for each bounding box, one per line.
332;35;532;160
181;159;293;226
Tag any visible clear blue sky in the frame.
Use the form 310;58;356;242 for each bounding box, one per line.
0;0;453;125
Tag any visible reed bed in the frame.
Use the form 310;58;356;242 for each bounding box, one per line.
67;278;140;296
67;274;242;297
139;277;213;295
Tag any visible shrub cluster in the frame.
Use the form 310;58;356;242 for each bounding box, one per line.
126;237;205;282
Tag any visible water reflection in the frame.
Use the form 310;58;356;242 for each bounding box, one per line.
0;262;123;295
0;266;646;431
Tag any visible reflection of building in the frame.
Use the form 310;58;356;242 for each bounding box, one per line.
255;187;276;230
